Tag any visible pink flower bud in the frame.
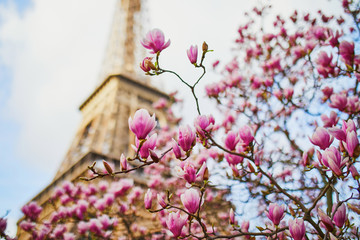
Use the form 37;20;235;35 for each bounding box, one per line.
166;211;187;238
171;139;182;159
309;127;333;150
239;125;254;146
140;57;154;72
339;40;354;66
266;203;285;226
128;109;157;140
225;131;239;151
345;131;359;157
322;86;333;99
229;208;235;225
178;125;196;152
288;218;306;240
157;193;167;208
318;208;334;231
141;29;171;54
332;203;346;228
349;164;359;179
120;154;127;171
144;189;153;209
187;45;198;64
181;188;201;214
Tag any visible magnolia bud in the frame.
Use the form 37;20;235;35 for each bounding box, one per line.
202;41;208;52
103;160;113;174
120;154;127;171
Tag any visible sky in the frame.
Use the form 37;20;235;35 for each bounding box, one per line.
0;0;342;236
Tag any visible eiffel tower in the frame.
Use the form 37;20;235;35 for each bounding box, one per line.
17;0;168;237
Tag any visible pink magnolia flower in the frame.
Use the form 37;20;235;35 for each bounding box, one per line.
349;164;359;179
284;88;294;100
318;208;334;231
339;40;354;66
182;162;197;184
225;152;244;166
144;189;153;209
322;146;347;176
316;51;335;78
157;193;167;208
21;201;42;221
120;154;127;171
332;203;346;228
266;203;285;226
166;211;187;238
128;109;157;140
225;131;239;151
181;188;201;214
322;86;333;99
187;45;198;64
328;127;346;142
140;57;153;72
288;218;306;240
171;138;183;159
345;130;359;157
178;125;196;152
135;134;157;159
141;29;171;54
309;127;333;150
229;208;235;225
194;115;215;139
321;111;339;128
77;221;89;235
239;125;254;146
329;93;348;111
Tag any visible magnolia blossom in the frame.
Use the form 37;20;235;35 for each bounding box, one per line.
140;57;154;72
309;127;333;150
187;45;198;64
144;189;153;210
166;211;187;238
181;188;201;214
288;218;306;240
321;146;347;176
194;115;215;139
332;203;347;228
128;109;157;140
178;125;196;152
266;203;285;225
141;29;171;54
339;40;354;66
239;125;254;146
229;208;235;225
318;208;334;231
345;130;359;157
225;131;239;151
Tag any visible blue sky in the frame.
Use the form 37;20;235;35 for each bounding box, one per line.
0;0;343;236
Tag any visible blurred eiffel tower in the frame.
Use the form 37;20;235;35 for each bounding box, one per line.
18;0;168;237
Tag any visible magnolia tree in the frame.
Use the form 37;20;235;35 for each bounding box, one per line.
2;1;360;239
